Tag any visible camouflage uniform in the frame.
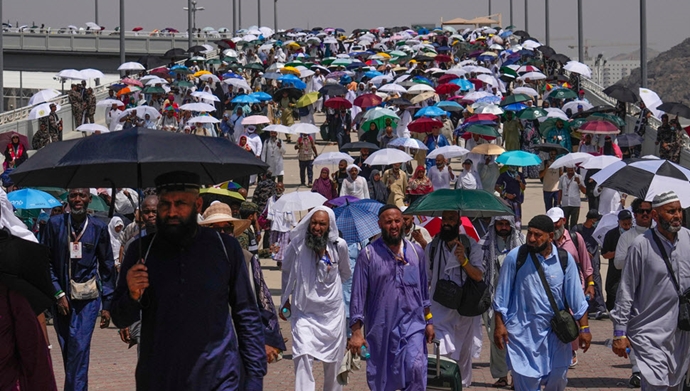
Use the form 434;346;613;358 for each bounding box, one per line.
69;88;84;126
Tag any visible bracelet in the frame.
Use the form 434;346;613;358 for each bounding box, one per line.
424;312;433;321
426;318;434;325
579;325;590;330
587;281;595;286
54;290;64;298
613;330;626;338
580;327;590;333
56;292;66;300
461;258;469;267
613;335;627;341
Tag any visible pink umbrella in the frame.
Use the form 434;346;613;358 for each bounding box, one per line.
578;120;620;135
122;78;144;88
241;115;271;125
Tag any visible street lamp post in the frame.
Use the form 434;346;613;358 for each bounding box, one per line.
239;0;242;30
274;0;278;30
640;0;647;87
524;0;528;33
510;0;513;26
183;1;205;47
119;0;125;75
258;0;261;26
577;0;584;62
488;0;492;17
232;0;236;33
95;0;99;25
545;0;549;47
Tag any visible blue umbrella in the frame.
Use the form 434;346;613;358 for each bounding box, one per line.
364;70;383;79
451;78;474;91
412;76;433;86
231;94;260;104
415;106;448;118
502;103;529;111
436;101;463;112
7;188;61;209
222;72;243;79
475;95;502;104
496;150;542;166
333;199;384;244
277;75;307;90
249;92;272;101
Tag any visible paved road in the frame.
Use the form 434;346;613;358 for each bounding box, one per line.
46;115;638;390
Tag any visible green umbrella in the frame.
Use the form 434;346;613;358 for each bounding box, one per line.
222;56;239;63
517;107;548;120
33;187;67;198
143;86;166;94
174;80;194;88
361;117;398;132
404;188;514;217
321;57;336;65
500;94;532;106
284;61;304;67
243;63;264;71
465;124;500;138
547;88;578;100
539;118;572;137
332;58;353;66
206;58;222;65
500;67;518;79
587;113;625;127
389;50;407;57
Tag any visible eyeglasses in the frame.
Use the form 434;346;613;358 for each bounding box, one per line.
212;224;234;235
635;209;652;215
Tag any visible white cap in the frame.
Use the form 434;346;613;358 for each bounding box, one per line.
546;207;565;222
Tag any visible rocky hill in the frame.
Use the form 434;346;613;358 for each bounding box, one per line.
617;38;690;103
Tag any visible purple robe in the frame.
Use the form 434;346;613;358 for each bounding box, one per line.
350;238;430;391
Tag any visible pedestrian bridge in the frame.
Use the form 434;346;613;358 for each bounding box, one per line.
3;30;220;73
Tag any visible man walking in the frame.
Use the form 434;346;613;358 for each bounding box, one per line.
558;167;586;229
111;171;266;390
280;206;351;391
611;191;690;390
350;205;435;391
262;131;286;183
41;188;115;391
427;154;455;190
295;132;319;187
493;215;591;391
571;209;608;319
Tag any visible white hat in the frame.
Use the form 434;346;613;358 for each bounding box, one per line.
346;164;361;173
546;207;565;222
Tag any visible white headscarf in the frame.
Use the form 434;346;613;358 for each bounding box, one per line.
0;188;38;243
289;206;339;244
108;216;125;261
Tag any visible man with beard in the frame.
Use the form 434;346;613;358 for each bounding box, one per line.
425;210;484;388
41;188;115;391
111;171;266;390
493;215;590;391
481;216;525;388
611;191;690;390
350;205;435;391
280;207;350;391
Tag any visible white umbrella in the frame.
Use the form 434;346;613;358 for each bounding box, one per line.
299;69;315;78
224;78;251;91
242;34;258;42
370;75;393;85
97;99;125;107
223;49;239;58
519;72;546;81
242;115;270;125
188;116;220;124
263;124;292;134
313;152;354;166
273;191;328;212
592;211;622;246
28;89;60;106
512;87;538;97
427;145;470;159
463;91;492;101
387;137;428;150
145;78;169;86
118;106;161;121
549;152;592;169
564;61;592;78
476;104;504;115
562;100;593;113
118;62;146;71
407;84;435;94
259;26;274;37
522;39;542;50
79;68;105;80
378;83;407;93
85;22;101;30
57;69;85;80
199;74;221;84
28;103;61;120
179;102;216;112
192;91;221;102
76;123;109;133
364;148;412;166
476;74;498;86
539;108;569;122
290;123;320;134
580;155;621;170
639;88;664;119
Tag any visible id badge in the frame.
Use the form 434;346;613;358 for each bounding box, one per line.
70;242;83;259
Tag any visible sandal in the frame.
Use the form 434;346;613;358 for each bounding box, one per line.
492;378;509;388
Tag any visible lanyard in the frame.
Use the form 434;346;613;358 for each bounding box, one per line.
68;215;88;243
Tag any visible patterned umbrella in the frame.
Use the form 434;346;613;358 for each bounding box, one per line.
334;199;384;244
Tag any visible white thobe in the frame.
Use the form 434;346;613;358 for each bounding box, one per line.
595;187;622;216
340;176;370;199
428;165;455;190
261;138;286;176
457;170;478;189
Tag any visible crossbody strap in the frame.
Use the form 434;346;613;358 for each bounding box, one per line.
650;230;682;294
530;251;563;316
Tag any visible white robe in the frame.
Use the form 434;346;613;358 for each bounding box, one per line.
261;138;286;176
339;176;370;199
282;238;351;363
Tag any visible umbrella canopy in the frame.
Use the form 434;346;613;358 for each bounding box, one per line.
470;144;505;155
603;85;638;103
426;145;469;160
6;188;62;209
354;93;383;108
324;97;352;110
189;116;221;124
563;61;592;78
500;93;532;106
549;152;592;169
333;199;384;244
532;143;569;155
28;103;61;120
249;92;273;102
273;87;303;101
179;102;216;112
617;133;645;148
263;124;292;134
10;127;268;188
241;115;270;125
296;92;320;108
199;187;245;210
592;159;690;207
546;88;578;100
404;188;514;217
580;155;621;170
415;106;447;118
517;107;548;120
118;62;146;71
340;141;380;152
313;152;354;166
28;89;60;106
408;117;443;133
464;124;500;138
0;132;29;150
319;84;348;96
496;150;542;166
290;123;320;135
231;94;260;104
324;195;360;208
272;191;327;212
656;102;690;119
364;148;412;166
387;137;428;150
76;123;110;133
578;120;620;135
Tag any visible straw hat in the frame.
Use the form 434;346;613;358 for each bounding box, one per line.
199;202;251;237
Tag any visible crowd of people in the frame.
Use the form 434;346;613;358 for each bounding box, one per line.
1;22;689;391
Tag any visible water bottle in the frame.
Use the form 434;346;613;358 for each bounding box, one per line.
281;306;291;319
360;345;371;360
585;293;591;301
604;338;631;354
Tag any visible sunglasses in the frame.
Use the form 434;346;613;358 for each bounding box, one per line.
213;224;235;235
635;209;652;215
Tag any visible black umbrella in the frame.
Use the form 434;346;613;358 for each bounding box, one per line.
657;102;690;119
243;63;265;71
272;87;303;102
571;105;617;119
340;141;380;152
512;30;530;39
0;234;56;315
545;74;569;83
536;45;556;58
386;97;413;106
550;53;571;64
603;85;638;103
10;127;268;189
532;143;569;155
414;55;435;62
163;48;187;59
187;45;207;53
319;84;348;96
215;40;232;50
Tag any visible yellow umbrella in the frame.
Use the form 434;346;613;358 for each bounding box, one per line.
296;92;320;108
280;66;301;76
409;91;437;104
199;187;245;201
376;52;391;59
470;144;506;156
193;70;212;78
285;42;301;50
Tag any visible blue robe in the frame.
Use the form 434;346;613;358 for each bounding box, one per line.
41;214;115;391
350;238;430;391
111;227;266;391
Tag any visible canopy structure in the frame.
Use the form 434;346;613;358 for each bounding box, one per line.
441;14;502;28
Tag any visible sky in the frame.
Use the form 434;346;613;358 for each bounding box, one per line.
5;0;690;59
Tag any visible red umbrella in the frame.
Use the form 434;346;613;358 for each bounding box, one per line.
354;93;383;108
0;131;29;151
434;54;452;63
324;97;352;110
122;78;144;88
438;74;459;84
408;117;443;133
435;83;460;95
132;27;143;32
415;216;479;241
467;79;485;90
150;67;171;77
466;113;499;122
578;120;620;134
